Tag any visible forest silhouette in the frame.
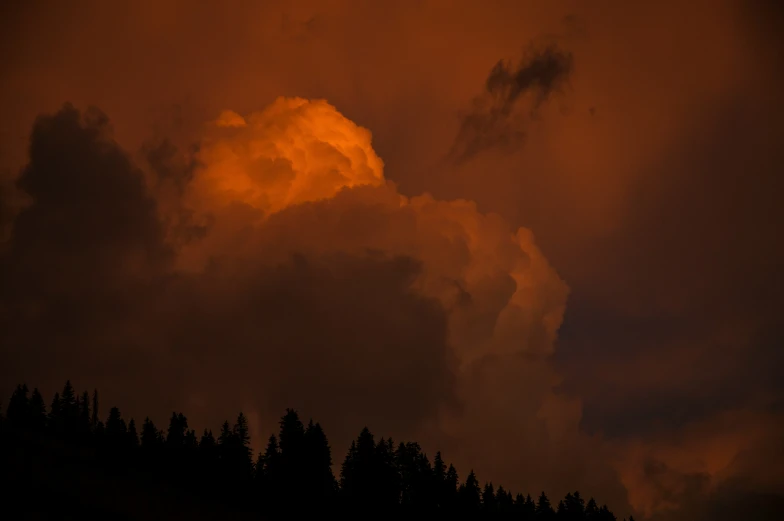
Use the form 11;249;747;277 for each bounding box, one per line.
1;380;633;520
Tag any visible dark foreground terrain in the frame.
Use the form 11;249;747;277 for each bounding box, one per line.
1;381;627;520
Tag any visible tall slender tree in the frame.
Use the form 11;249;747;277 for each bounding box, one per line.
28;388;47;430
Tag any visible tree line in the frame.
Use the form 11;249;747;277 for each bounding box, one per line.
1;380;632;519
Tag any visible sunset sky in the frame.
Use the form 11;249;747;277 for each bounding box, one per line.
1;1;782;519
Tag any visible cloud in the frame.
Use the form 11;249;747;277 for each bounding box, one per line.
1;2;782;518
1;98;607;508
449;43;573;163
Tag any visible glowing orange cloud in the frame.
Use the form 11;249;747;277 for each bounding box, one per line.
189;97;384;217
181;97;568;372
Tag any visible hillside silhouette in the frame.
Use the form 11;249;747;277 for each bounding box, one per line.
1;380;632;520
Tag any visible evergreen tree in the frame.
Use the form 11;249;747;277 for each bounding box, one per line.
198;428;219;488
127;418;139;447
458;469;481;512
278;409;306;501
537;491;556;519
48;391;61;432
565;491;586;520
597;504;616;521
79;390;90;433
231;412;253;478
396;441;433;509
340;439;358;495
166;412;188;447
444;464;459;510
0;384;632;519
340;427;382;510
482;482;497;513
184;429;198;449
497;485;514;512
557;499;566;518
524;494;537;519
7;384;30;426
28;387;47;430
105;406;127;441
303;420;336;504
258;434;282;509
218;420;233;446
200;429;216;448
375;437;400;509
141;417;159;449
433;451;447;509
60;380;77;433
90;389;99;429
586;497;599;519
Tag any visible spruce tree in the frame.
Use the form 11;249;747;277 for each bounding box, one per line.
79;390;90;433
232;412;253;478
7;384;30;426
458;470;481;512
28;387;47;430
537;491;556;519
303;420;336;504
127;418;139;447
90;389;99;429
482;482;497;513
60;380;77;433
141;417;159;449
48;391;61;432
105;406;127;441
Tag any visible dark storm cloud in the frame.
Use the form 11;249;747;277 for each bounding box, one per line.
0;103;171;398
158;251;457;444
450;44;573;162
0;104;459;452
143;138;201;194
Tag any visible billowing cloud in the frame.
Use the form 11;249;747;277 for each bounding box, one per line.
1;98;612;509
1;2;782;519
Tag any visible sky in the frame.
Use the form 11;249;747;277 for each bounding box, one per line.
1;1;782;519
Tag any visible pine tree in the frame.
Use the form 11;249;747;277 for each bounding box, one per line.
375;437;399;509
7;384;30;426
60;380;77;433
232;412;253;478
557;499;566;518
141;417;159;449
28;387;47;430
127;418;139;447
199;429;216;448
340;440;358;494
482;482;497;513
444;464;459;510
105;406;127;441
497;485;514;512
48;391;61;432
166;412;188;447
90;389;99;429
257;434;281;506
184;429;198;449
303;420;336;504
597;504;617;521
586;497;599;519
537;491;556;519
524;493;537;519
79;390;90;433
218;420;233;446
278;409;306;501
458;469;481;512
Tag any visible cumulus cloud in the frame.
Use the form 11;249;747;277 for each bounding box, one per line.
0;98;615;508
